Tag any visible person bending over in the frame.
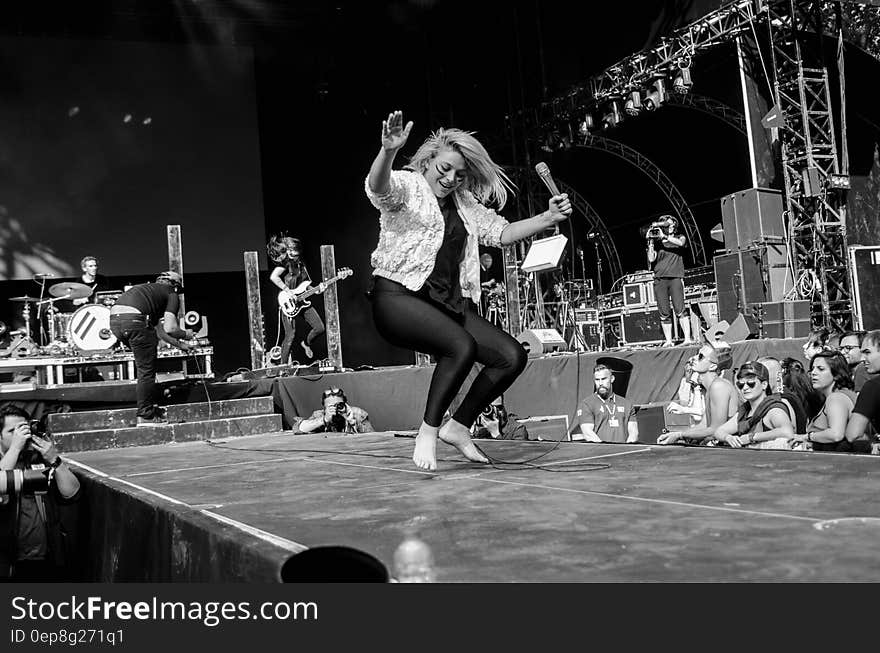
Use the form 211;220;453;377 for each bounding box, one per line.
365;110;572;471
109;271;194;425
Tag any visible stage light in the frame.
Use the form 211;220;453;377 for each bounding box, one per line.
672;66;692;94
578;114;595;135
643;78;666;111
601;98;622;130
830;173;850;190
624;90;642;116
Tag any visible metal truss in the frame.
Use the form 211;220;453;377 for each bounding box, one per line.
576;134;707;266
515;0;759;139
767;0;852;330
665;93;748;135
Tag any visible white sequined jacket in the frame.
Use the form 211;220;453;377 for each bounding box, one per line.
364;170;509;303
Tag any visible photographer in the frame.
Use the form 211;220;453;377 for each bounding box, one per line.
0;405;80;581
295;388;374;434
646;215;692;347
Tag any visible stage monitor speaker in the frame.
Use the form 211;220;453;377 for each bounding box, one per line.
720;187;784;249
719;312;758;343
634;402;693;444
516;328;566;357
850;245;880;331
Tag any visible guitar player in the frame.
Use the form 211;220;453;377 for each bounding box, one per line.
267;234;326;363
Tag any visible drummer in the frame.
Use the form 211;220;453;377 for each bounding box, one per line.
55;256;109;312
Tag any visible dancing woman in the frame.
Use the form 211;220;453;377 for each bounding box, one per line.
365;110;572;470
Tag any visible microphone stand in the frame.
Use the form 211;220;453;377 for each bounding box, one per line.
593;238;605;351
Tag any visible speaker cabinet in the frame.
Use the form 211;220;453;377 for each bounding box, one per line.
516;328;566;358
850;245;880;331
720;187;785;249
713;244;792;324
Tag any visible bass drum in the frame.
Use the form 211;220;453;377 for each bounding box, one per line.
69;304;117;351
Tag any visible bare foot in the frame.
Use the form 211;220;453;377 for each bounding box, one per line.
413;423;438;471
439;419;489;464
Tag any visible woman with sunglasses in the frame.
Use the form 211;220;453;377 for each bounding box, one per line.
365;110;572;471
713;361;794;449
790;350;857;452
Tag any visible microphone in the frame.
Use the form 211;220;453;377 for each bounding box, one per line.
534;162;562;197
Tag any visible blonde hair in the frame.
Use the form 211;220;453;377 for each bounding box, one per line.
407;128;514;209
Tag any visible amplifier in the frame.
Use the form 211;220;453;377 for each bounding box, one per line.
626;270;654;284
574;321;602;352
684;265;716;287
574;308;599;323
598;292;624;310
634;402;694;444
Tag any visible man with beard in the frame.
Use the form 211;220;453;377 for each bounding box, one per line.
575;363;638;443
657;339;739;445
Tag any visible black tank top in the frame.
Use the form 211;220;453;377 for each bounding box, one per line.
420;198;467;314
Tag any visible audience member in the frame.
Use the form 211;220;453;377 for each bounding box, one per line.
575;364;638;443
295;388;374;434
826;331;843;352
791;350;858;452
667;359;705;427
658;340;739;445
840;330;873;392
757;356;810;435
845;330;880;452
802;327;831;364
0;406;81;581
782;357;824;423
714;361;795;449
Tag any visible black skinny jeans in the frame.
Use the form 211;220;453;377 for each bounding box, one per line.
280;307;325;364
109;314;160;419
653;277;686;322
370;277;527;428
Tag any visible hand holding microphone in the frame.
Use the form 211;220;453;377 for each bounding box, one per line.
535;162;572;224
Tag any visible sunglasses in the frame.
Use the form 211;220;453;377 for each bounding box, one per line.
322;387;345;399
840;345;859;351
735;378;759;389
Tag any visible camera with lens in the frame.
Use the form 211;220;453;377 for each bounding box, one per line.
0;469;50;497
335;402;348;415
646;222;666;239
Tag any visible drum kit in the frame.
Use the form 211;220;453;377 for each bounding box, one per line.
6;278;120;357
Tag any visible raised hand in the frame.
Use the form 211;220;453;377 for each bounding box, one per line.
547;193;572;224
381;110;413;152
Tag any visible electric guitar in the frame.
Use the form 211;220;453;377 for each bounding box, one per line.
278;268;353;318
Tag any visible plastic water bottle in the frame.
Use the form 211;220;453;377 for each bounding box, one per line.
392;533;436;583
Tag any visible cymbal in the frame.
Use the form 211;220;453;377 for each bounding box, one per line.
49;282;92;299
9;296;39;302
33;273;55;278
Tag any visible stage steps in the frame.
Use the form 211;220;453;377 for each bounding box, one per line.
49;397;282;453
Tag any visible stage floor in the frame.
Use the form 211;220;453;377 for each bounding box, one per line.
68;431;880;582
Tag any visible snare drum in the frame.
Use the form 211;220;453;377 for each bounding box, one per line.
69;304;117;351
